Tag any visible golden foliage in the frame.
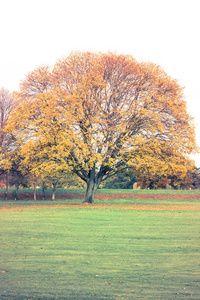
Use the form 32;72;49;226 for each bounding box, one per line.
4;52;198;201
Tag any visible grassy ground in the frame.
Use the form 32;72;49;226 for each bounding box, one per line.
0;190;200;299
2;187;200;197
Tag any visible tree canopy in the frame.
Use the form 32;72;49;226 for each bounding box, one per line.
0;88;14;149
6;51;197;202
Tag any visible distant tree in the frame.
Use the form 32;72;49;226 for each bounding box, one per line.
0;88;14;198
136;165;200;190
103;171;136;189
192;168;200;189
5;151;30;200
6;52;198;202
0;88;14;147
17;137;79;200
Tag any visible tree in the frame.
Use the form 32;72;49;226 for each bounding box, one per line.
0;88;14;147
0;88;14;198
102;171;136;189
191;168;200;189
136;167;199;190
15;130;83;200
6;52;198;202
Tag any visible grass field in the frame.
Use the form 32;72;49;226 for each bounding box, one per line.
0;189;200;299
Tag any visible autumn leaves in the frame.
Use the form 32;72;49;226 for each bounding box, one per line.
1;52;198;202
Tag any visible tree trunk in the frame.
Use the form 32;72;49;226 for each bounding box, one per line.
42;182;46;200
83;168;98;203
33;184;37;201
4;173;9;200
14;184;19;200
52;181;57;201
52;189;56;201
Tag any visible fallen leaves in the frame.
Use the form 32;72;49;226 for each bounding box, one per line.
0;202;199;212
1;192;200;201
0;192;200;212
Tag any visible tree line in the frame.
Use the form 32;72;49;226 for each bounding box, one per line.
0;52;198;202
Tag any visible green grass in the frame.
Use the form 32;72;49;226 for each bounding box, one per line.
95;198;200;205
96;188;200;195
2;187;200;196
0;200;200;299
0;187;86;195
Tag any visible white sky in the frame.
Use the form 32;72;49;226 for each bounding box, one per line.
1;0;200;166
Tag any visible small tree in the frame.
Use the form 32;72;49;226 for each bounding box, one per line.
0;88;14;147
0;88;15;198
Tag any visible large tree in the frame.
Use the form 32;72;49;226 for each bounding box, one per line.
6;52;197;202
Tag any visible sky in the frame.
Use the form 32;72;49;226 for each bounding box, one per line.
0;0;200;165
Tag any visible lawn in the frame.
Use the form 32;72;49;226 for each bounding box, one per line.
0;189;200;299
